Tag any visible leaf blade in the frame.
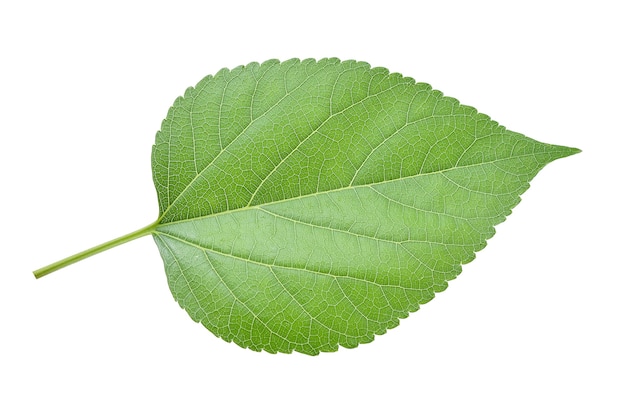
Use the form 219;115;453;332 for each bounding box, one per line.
152;58;579;354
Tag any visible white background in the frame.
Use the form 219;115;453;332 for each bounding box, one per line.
1;1;624;406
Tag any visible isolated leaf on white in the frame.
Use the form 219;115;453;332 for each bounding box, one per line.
34;58;580;355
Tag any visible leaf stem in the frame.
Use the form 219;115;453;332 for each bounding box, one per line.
32;220;159;279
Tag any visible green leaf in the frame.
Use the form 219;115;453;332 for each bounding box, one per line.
33;58;580;355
